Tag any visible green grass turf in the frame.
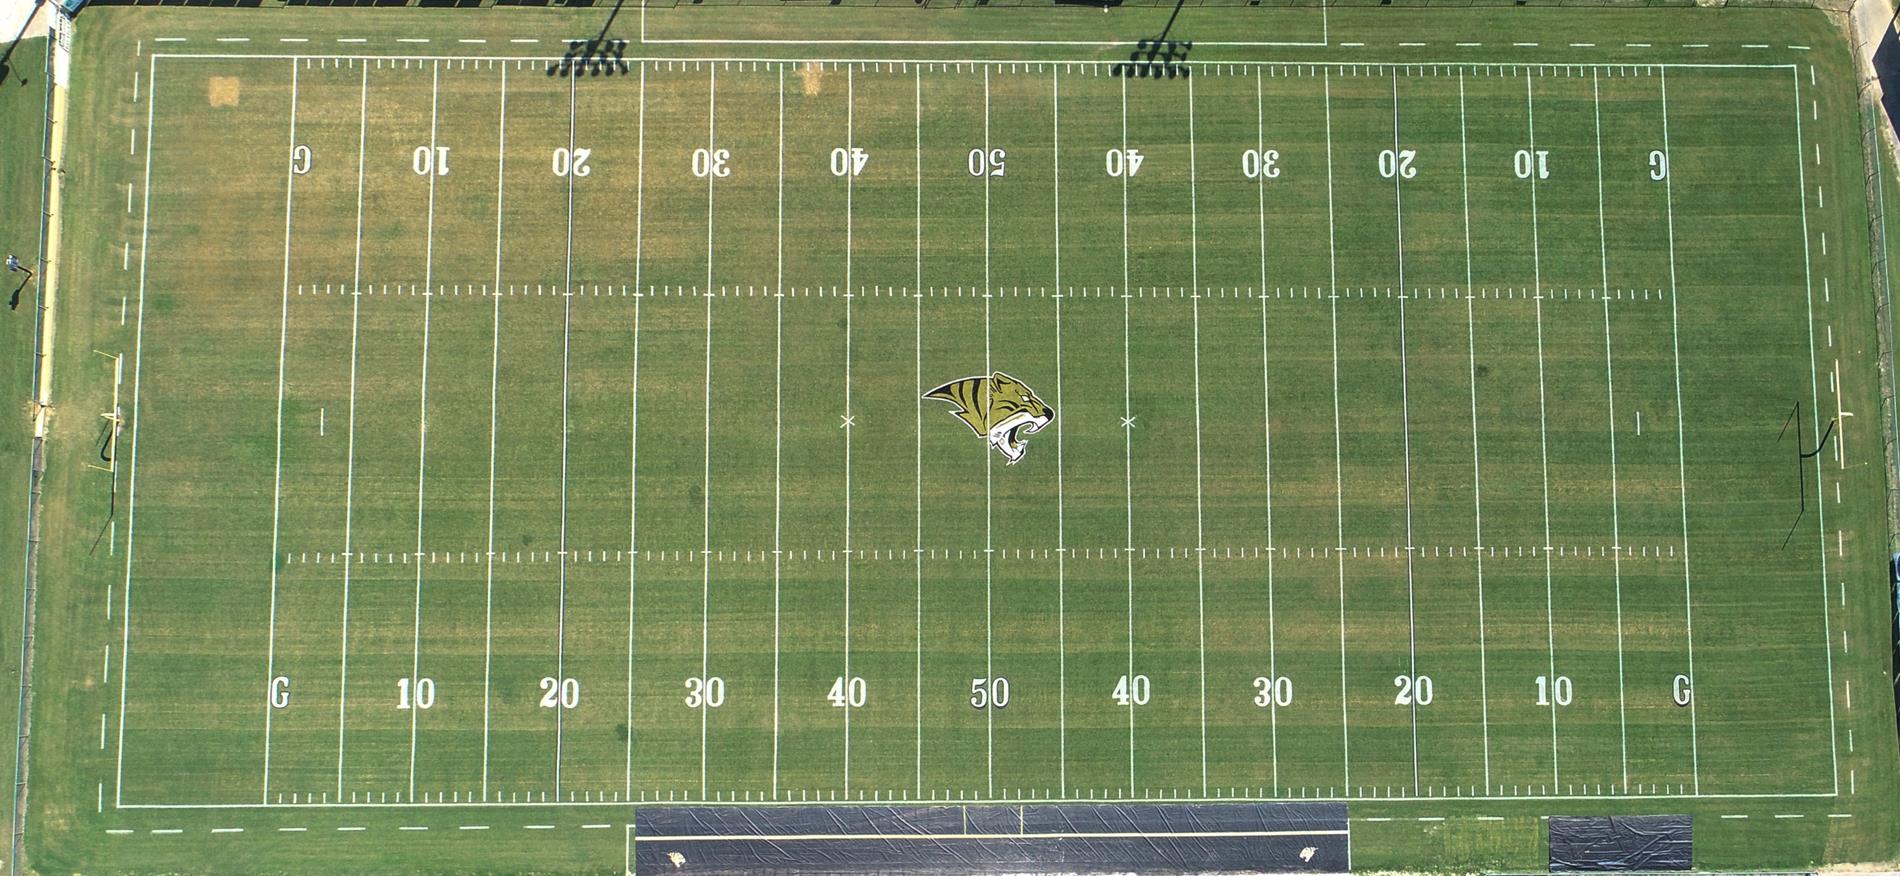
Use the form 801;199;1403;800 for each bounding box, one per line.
18;4;1900;873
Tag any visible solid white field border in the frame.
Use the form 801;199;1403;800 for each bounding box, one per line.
635;0;1329;48
114;53;1838;812
150;53;1798;71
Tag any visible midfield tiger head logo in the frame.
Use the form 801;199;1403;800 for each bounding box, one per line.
924;371;1053;465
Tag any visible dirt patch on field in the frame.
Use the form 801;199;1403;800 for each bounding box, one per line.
797;61;823;96
208;76;240;107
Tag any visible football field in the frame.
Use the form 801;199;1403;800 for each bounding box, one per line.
121;51;1840;805
22;3;1900;872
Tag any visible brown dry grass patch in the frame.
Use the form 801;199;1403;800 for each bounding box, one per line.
207;76;240;107
797;61;823;96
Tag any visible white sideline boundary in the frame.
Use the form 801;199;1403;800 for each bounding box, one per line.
635;0;1329;49
111;50;158;811
1789;63;1844;797
112;54;1846;813
151;54;1797;71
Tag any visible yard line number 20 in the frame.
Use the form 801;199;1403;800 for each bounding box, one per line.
551;147;592;178
1392;674;1433;706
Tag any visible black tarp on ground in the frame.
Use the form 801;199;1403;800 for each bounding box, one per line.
1549;815;1692;872
631;802;1348;874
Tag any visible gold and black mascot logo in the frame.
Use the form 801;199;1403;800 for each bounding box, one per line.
923;371;1053;464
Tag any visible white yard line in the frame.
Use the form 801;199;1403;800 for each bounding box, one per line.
1323;70;1351;791
1254;68;1280;795
912;66;924;800
1591;68;1632;792
260;58;298;803
1187;74;1209;797
334;62;370;800
157;53;1798;72
633;12;1324;51
843;66;857;796
406;60;442;802
1119;72;1137;795
1457;70;1492;794
114;51;158;808
482;58;507;804
1390;72;1421;793
1525;73;1561;789
639;35;1329;48
700;65;717;800
1051;69;1067;796
982;66;996;798
626;61;646;801
553;61;579;796
771;64;784;800
1657;69;1703;792
1789;66;1841;793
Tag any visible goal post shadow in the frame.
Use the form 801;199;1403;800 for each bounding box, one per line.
1780;400;1838;550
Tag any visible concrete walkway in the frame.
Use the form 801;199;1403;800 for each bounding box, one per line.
0;0;49;49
